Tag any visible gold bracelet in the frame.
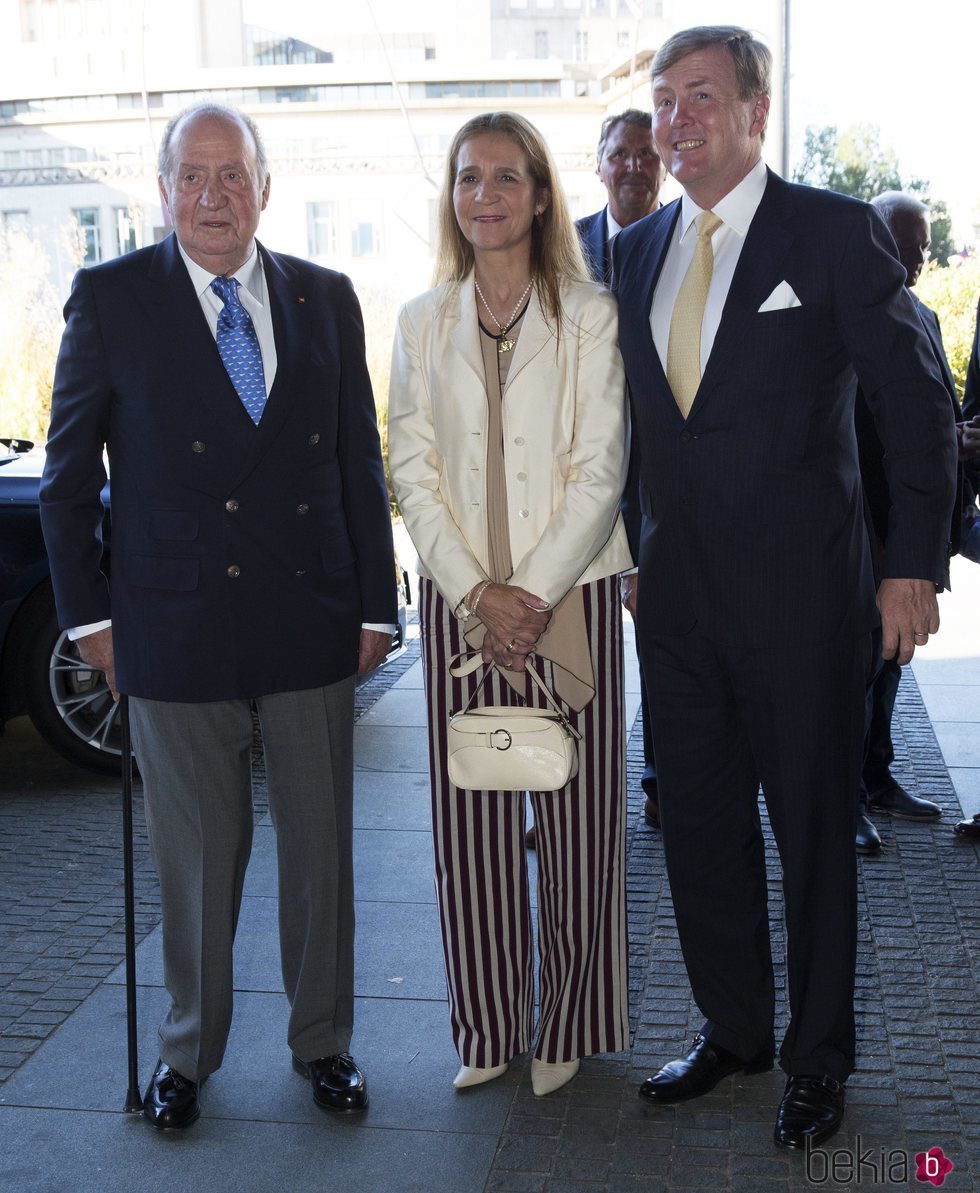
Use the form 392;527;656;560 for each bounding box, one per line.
467;580;491;618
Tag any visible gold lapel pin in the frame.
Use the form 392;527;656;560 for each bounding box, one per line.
297;296;306;304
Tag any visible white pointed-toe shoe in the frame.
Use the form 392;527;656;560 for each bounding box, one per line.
531;1057;580;1096
453;1062;508;1090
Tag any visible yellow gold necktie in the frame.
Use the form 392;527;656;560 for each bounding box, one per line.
665;210;723;418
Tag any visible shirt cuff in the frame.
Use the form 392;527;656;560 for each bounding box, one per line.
68;619;112;641
362;622;398;636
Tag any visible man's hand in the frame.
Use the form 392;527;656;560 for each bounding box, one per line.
956;416;980;461
620;573;638;618
77;626;118;700
470;583;551;664
358;629;392;675
878;577;940;665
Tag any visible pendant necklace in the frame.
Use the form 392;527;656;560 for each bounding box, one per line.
475;278;533;353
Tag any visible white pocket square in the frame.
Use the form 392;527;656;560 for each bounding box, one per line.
758;281;802;312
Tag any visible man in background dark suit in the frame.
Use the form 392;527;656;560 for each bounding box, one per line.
40;103;397;1129
854;191;967;852
953;296;980;838
579;110;666;830
527;110;665;852
613;26;956;1149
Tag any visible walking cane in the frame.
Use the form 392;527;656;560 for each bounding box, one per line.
119;694;142;1113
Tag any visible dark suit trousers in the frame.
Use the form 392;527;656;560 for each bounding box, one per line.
130;679;357;1082
643;629;869;1083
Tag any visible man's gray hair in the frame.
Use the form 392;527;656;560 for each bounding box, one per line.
870;191;929;224
157;102;270;188
596;109;653;163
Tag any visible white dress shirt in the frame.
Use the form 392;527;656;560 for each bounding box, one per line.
649;158;768;374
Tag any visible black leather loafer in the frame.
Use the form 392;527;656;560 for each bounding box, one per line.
855;812;882;855
638;1033;773;1104
142;1059;201;1130
774;1075;846;1148
293;1053;368;1113
869;784;941;820
954;812;980;839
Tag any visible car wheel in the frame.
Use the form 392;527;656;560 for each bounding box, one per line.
22;585;123;774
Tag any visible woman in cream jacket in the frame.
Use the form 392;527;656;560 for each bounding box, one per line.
388;111;632;1098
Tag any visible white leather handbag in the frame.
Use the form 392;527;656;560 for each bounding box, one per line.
446;654;581;792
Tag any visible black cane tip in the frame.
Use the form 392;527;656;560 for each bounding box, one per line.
124;1089;143;1114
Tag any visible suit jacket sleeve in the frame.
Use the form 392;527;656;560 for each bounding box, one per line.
334;275;398;624
39;268;112;630
837;207;957;585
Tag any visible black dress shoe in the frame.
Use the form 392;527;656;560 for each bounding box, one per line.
638;1034;773;1104
643;797;660;830
954;812;980;839
143;1059;201;1130
868;783;941;820
774;1075;846;1148
293;1053;368;1113
525;824;537;849
855;812;882;855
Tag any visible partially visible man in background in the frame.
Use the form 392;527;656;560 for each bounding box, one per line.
578;109;667;831
853;191;967;851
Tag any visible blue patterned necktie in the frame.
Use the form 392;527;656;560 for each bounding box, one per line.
210;275;267;424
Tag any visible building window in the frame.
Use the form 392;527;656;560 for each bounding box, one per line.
351;201;383;257
1;210;29;233
307;201;338;259
72;207;101;263
114;206;141;256
574;30;589;61
617;29;630;49
534;30;548;58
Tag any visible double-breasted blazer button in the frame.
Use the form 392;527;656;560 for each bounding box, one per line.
514;436;525;446
225;499;239;512
295;569;306;577
296;503;310;515
519;508;529;519
226;565;241;578
516;471;527;482
308;433;320;446
191;440;206;453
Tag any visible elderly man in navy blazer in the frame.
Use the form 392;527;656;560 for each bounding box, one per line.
40;103;397;1129
613;27;956;1149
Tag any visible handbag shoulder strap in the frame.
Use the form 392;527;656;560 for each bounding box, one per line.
448;652;582;740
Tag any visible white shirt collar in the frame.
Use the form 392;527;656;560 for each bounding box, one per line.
677;158;769;241
604;205;625;240
177;240;264;302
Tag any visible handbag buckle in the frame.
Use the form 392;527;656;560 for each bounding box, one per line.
489;729;512;751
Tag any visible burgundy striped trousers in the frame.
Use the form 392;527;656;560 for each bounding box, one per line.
419;575;629;1067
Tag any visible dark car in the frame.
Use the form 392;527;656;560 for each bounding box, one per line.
0;437;408;773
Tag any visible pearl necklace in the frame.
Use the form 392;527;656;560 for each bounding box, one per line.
474;278;533;353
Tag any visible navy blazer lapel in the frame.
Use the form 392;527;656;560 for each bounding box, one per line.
578;210;610;285
144;235;259;446
693;171;796;414
252;243;308;446
615;201;680;402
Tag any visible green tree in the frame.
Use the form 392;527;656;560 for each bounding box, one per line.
793;124;955;266
916;258;980;398
0;229;65;440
